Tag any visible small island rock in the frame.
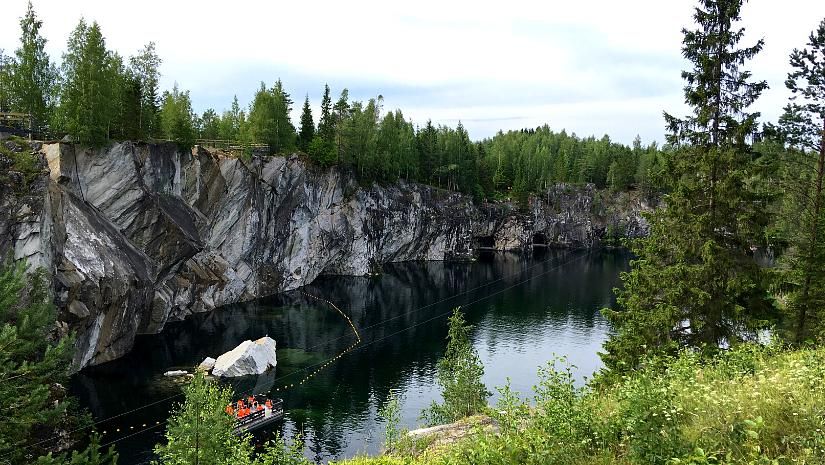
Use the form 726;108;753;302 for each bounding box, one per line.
211;337;277;377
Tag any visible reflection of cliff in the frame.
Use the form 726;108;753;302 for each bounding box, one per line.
2;141;648;369
70;250;628;463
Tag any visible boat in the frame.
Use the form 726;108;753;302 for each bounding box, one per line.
226;394;284;434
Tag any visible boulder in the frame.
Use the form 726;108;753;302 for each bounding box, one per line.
198;356;216;371
163;370;189;377
211;336;277;377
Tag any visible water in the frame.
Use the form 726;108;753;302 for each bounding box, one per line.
70;249;629;464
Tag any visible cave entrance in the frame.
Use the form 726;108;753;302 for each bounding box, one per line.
532;232;548;247
473;236;496;250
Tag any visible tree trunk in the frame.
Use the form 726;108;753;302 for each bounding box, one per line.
796;116;825;343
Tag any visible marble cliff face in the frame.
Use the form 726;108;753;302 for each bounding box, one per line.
0;141;651;370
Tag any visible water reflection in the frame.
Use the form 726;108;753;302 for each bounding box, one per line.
70;249;629;464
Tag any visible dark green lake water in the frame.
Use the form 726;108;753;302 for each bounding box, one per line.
70;249;629;464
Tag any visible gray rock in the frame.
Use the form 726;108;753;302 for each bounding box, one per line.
68;300;90;318
212;336;277;377
0;142;652;371
198;356;216;371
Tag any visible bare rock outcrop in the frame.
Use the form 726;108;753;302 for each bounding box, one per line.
0;142;651;370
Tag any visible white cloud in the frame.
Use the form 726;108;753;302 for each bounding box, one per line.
1;0;823;144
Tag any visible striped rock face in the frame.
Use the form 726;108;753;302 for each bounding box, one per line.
1;141;651;371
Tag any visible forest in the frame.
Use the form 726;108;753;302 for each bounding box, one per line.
0;2;662;201
2;0;825;464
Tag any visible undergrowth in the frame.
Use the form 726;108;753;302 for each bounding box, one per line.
336;345;825;465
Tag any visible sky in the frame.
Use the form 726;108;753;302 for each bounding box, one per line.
1;0;823;144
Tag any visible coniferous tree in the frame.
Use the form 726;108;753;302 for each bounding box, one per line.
0;262;117;465
779;18;825;343
602;0;773;373
154;371;251;465
422;307;489;425
318;84;334;143
416;120;439;184
10;1;57;134
297;94;315;152
199;108;220;140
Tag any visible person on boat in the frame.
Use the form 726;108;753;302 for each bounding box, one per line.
265;399;272;410
225;404;234;416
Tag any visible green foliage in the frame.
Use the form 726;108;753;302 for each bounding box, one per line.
335;345;825;465
35;435;118;465
160;83;196;151
297;95;315;153
153;370;250;465
318;84;335;144
198;108;221;140
0;261;87;463
602;0;775;374
129;42;162;139
255;434;311;465
154;370;315;465
774;19;825;343
56;20;120;146
0;137;42;189
422;308;490;426
6;1;58;131
248;80;295;155
379;391;404;451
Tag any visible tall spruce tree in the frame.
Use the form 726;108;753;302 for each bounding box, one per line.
10;1;57;134
602;0;773;373
318;83;334;143
779;18;825;343
57;20;116;147
297;94;315;152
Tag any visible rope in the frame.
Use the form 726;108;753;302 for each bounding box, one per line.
81;247;603;453
0;247;602;458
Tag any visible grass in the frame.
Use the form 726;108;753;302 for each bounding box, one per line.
0;136;42;190
334;345;825;465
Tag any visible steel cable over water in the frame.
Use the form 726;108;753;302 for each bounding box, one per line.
0;247;601;459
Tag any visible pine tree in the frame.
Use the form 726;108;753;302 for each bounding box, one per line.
297;94;315;152
10;1;57;134
422;307;490;425
602;0;774;373
0;262;117;465
154;371;251;465
779;18;825;343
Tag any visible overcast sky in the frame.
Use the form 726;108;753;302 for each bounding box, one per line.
1;0;823;144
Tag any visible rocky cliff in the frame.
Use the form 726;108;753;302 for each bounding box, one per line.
0;140;651;370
